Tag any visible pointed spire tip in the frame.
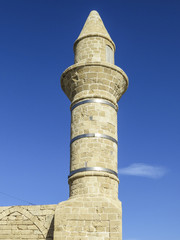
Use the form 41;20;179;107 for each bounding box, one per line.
89;10;99;15
76;10;114;46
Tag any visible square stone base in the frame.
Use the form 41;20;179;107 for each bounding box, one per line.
54;196;122;240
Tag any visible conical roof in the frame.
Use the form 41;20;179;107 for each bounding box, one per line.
75;10;115;48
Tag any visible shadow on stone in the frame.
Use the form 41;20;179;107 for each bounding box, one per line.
46;217;54;240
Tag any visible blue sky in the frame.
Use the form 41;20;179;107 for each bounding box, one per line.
0;0;180;239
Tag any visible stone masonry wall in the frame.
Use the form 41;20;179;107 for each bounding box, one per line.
71;102;117;171
55;10;128;240
74;37;114;64
0;204;56;239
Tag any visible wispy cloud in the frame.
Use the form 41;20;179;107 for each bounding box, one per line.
119;163;166;179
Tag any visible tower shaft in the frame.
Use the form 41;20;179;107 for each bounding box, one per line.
54;11;128;240
69;95;118;199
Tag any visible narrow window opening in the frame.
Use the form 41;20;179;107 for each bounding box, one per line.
106;45;114;64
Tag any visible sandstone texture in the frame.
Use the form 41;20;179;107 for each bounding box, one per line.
0;205;56;239
55;10;128;240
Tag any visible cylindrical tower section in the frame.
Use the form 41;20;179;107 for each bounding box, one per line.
74;10;115;64
61;10;128;200
70;100;117;172
69;98;118;198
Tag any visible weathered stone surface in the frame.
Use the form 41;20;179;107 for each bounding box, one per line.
55;196;122;240
55;10;128;240
0;205;56;239
61;63;128;103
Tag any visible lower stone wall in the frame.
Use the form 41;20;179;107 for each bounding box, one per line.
0;204;56;239
54;196;122;240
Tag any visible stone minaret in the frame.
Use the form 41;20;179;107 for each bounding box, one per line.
54;10;128;240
